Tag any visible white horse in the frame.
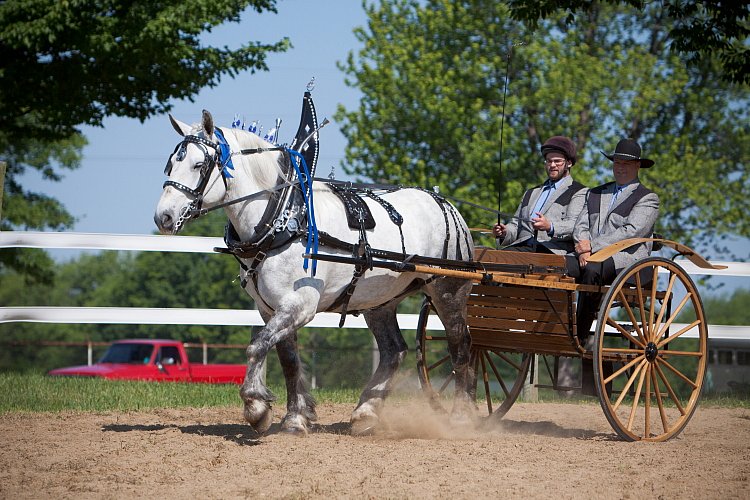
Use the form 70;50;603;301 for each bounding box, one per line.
154;110;475;435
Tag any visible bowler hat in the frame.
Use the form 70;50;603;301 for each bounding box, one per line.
541;136;577;165
601;138;654;168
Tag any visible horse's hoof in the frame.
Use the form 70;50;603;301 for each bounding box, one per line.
244;399;273;433
350;414;379;436
280;414;310;436
351;420;377;436
351;403;381;436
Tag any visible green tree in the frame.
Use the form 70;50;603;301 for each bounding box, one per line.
0;0;290;280
686;288;750;326
504;0;750;85
336;0;750;258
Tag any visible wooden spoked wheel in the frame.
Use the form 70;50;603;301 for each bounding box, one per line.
593;257;708;441
416;297;531;418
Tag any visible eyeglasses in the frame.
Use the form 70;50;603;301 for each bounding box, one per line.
544;158;566;166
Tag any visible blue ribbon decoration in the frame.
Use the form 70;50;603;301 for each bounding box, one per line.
287;148;318;276
213;128;235;179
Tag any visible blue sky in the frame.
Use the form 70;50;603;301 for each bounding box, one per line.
21;0;367;236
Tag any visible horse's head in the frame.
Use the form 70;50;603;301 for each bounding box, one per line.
154;110;229;234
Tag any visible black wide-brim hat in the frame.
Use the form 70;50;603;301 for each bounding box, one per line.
601;138;654;168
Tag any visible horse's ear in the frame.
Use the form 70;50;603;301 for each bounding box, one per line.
202;110;214;137
169;114;191;137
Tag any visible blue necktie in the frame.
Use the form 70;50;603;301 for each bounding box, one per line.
609;185;624;210
532;181;553;217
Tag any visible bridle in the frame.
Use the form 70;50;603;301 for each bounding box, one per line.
162;131;288;233
163;134;225;200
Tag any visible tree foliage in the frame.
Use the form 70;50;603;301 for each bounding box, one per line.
505;0;750;85
336;0;750;258
0;0;290;280
702;288;750;326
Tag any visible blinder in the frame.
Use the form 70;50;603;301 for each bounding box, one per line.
163;134;225;202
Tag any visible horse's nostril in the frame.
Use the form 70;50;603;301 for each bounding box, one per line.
155;212;173;230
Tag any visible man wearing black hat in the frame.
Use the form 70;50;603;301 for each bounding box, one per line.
573;138;660;341
492;135;587;254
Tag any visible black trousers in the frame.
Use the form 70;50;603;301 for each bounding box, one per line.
566;257;617;340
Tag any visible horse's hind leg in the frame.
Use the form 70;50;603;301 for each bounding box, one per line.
424;277;475;422
350;302;407;436
275;332;317;435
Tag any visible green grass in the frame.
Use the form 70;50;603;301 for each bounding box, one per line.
699;393;750;409
1;373;747;414
0;373;360;414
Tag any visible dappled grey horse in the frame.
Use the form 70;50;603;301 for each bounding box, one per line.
154;107;474;435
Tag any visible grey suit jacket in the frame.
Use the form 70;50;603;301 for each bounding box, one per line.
499;175;587;255
574;180;660;270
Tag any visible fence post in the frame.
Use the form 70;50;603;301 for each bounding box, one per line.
0;161;6;224
202;342;208;365
87;340;93;366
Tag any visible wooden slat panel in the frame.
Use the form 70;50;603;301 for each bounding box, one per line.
467;316;570;334
469;329;579;356
470;328;569;343
468;295;569;311
474;248;566;268
470;284;570;302
467;304;569;323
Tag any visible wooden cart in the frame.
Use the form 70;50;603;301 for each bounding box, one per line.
414;238;725;442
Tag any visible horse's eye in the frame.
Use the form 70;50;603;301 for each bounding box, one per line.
194;162;204;170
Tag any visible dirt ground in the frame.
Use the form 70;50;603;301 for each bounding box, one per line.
1;399;748;499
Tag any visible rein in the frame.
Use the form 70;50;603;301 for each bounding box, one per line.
187;179;297;218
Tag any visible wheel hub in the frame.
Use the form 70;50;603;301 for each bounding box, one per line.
645;341;658;362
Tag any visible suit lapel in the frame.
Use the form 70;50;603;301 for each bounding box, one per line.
540;176;571;214
608;182;638;213
595;183;616;234
526;185;544;216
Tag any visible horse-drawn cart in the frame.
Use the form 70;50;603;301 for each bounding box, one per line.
156;88;725;440
414;239;725;441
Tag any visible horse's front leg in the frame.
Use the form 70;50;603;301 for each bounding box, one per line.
275;333;317;435
240;289;319;433
350;302;408;436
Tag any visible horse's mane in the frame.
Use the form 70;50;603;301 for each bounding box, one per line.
220;127;286;191
181;124;336;209
182;123;285;192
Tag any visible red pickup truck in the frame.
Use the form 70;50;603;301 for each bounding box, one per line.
48;339;246;384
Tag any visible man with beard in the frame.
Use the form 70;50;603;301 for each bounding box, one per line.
493;135;587;255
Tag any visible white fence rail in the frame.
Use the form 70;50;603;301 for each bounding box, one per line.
1;231;749;340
